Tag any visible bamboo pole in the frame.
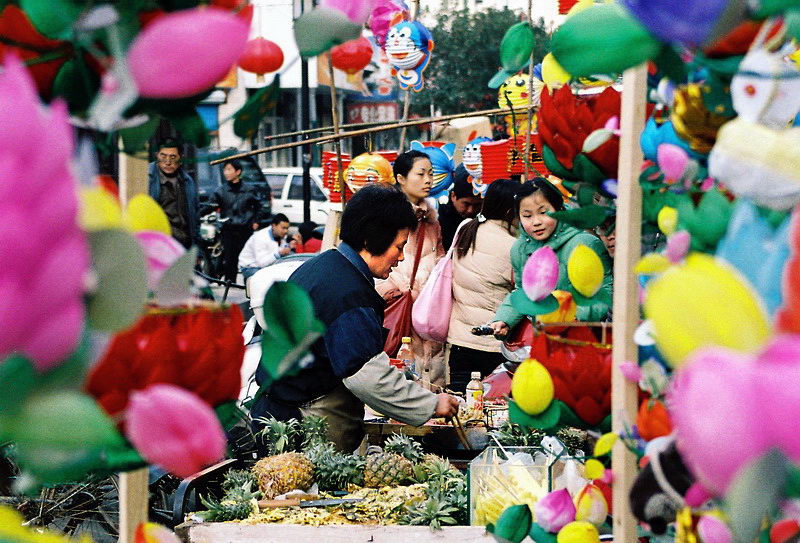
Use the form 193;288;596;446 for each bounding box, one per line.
611;63;647;543
327;56;347;206
397;0;422;152
119;468;149;543
523;0;534;181
262;119;390;142
210;105;533;164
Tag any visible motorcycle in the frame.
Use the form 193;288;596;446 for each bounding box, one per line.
196;211;227;278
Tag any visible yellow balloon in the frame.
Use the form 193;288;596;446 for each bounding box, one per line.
511;358;554;415
557;521;600;543
538;290;578;323
567;244;604;297
644;253;771;367
79;187;123;232
125;194;172;234
542;53;571;90
657;206;678;235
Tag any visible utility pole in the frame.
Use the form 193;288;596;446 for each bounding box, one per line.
300;0;312;224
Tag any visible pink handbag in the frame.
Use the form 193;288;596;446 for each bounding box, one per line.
412;219;469;342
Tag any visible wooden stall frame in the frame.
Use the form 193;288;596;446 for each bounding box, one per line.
119;467;149;543
611;63;647;543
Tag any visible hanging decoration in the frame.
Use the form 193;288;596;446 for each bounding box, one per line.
343;152;395;192
409;141;456;197
462;136;492;196
330;36;375;82
384;20;434;92
488;21;536;88
238;37;284;82
497;72;544;136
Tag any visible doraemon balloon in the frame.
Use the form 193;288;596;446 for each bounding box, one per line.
410;140;456;198
385;21;434;92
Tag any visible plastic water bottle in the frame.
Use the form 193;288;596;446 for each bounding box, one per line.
396;337;417;379
466;371;484;410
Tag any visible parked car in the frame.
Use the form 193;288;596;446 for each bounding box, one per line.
262;167;328;225
195;148;272;223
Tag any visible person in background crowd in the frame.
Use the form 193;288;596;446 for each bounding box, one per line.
251;185;459;452
296;221;322;253
375;150;447;390
238;213;298;280
491;178;613;336
438;165;483;250
209;158;260;282
447;179;520;392
147;139;199;248
596;215;616;259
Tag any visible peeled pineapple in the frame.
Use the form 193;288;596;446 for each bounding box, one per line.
253;452;315;499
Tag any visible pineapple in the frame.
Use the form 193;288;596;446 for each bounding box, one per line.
488;420;543;447
197;494;258;522
312;447;366;491
252;452;315;499
363;445;413;488
255;416;300;455
222;469;258;496
403;495;459;530
300;415;329;449
383;434;425;463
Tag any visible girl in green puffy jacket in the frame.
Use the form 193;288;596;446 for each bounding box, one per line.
490;178;613;337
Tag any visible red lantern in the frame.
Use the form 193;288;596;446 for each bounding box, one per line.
238;37;283;82
330;36;374;75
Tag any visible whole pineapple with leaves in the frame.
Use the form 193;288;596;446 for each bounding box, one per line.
256;416;300;455
489;421;544;447
384;434;425;463
306;442;366;490
363;444;413;488
253;452;315;499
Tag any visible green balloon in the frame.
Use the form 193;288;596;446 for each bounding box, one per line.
551;3;662;77
488;22;535;88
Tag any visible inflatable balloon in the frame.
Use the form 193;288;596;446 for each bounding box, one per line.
385;21;434;92
462;137;491;182
409;141;456;197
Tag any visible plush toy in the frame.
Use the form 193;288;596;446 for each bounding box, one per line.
629;439;695;534
384;21;434;92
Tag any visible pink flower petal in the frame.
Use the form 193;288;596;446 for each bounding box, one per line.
657;143;689;181
522;246;559;301
135;231;186;290
619;361;642;383
322;0;376;24
664;231;691;264
534;489;576;533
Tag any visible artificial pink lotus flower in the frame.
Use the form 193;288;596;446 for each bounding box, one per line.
125;384;226;478
664;230;691;263
523;246;559;301
322;0;376;25
696;515;732;543
128;7;249;98
0;55;89;371
369;0;410;47
534;488;576;533
134;231;185;290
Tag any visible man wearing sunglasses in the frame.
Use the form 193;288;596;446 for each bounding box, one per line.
147;139;199;248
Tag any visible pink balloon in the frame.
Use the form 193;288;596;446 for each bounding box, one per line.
668;347;769;495
125;384;226;478
128;8;249;98
522;246;559;301
657;143;689;182
321;0;376;25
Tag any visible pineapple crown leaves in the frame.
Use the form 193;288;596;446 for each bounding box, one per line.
222;469;258;494
300;415;330;449
383;434;425;463
255;416;301;455
403;497;460;530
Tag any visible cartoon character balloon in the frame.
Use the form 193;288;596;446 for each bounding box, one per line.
384;21;434;92
410;141;456;198
462;137;492;196
498;72;543;135
344;152;395;192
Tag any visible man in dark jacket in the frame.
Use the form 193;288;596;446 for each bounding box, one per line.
147;139;199;248
252;184;459;452
438;165;482;250
210;158;261;282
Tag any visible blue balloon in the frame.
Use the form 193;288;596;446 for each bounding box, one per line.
409;141;456;198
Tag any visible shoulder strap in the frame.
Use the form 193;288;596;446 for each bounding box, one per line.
448;218;473;259
408;219;427;288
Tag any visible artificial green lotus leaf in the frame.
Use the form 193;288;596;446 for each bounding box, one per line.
529;523;558;543
169;110;210;148
541;145;574;180
652;44;688;84
551;3;662;78
120;114;160;154
510;289;559;317
575;184;599;207
87;229;148;332
259;281;325;386
550;205;609;230
509;398;560;430
293;7;362;58
20;0;83;40
488;504;532;543
571;285;613;309
153;247;197;306
676;188;732;252
488;22;535;88
234;77;280;139
726;450;788;543
571;154;608;185
0;356;37;416
52;57;101;113
785;9;800;40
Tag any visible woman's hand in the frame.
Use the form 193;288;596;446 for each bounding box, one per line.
489;321;510;339
433;393;460;418
381;287;402;301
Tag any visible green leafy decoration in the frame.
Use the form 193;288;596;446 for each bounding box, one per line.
52;56;100;113
120;115;160;154
571;286;613;309
215;401;248;432
20;0;84;40
725;449;788;543
676;188;733;252
259;281;325;387
87;229;149;332
550;205;609;230
510;289;559;317
509;398;559;430
234;77;280;140
169;109;210;148
487;504;532;543
0;356;37;415
529;522;558;543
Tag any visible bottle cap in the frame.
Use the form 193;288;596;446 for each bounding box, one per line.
471;371;481;380
401;337;412;343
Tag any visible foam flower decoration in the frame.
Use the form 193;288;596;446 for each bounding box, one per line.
0;506;91;542
696;514;733;543
567;244;604;297
80;188;171;235
657;143;689;183
644;253;771;367
369;0;410;47
321;0;376;25
135;523;182;543
538;290;577;324
125;384;226;478
134;231;186;290
523;246;560;301
636;399;672;441
557;520;600;543
573;484;609;525
539;86;622;183
535;489;577;533
86;305;245;417
128;7;249;98
0;56;89;371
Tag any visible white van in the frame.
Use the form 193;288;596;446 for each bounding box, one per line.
262;167;328;224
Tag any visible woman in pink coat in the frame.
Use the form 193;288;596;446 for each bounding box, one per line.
375;150;446;389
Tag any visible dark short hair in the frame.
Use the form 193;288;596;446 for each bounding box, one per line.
392;149;430;180
450;164;476;199
298;221;319;242
157;138;182;155
271;213;290;225
516;177;565;213
223;158;242;172
340;184;417;255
